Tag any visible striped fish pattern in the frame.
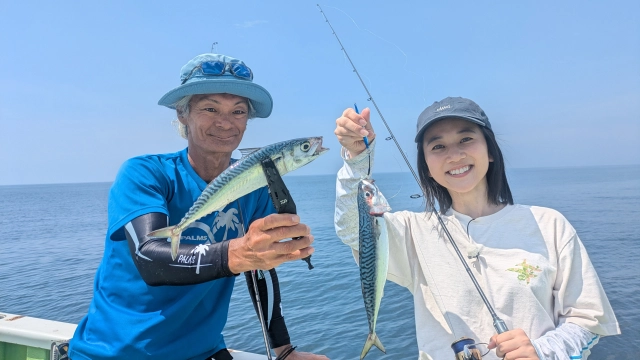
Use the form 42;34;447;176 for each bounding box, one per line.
357;178;391;359
148;137;328;260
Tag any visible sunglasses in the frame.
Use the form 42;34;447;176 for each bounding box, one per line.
181;61;253;85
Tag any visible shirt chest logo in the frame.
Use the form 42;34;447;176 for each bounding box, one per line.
506;259;541;284
212;208;242;241
180;208;243;244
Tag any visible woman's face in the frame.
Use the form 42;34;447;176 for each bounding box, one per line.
179;93;250;155
422;118;492;199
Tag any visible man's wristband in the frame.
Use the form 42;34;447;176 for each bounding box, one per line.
275;345;297;360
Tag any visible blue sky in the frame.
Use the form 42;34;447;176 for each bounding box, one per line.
1;0;638;185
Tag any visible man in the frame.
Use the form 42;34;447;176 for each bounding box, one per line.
68;53;329;360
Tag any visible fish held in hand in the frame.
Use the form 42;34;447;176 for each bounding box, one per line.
357;178;391;359
147;137;329;260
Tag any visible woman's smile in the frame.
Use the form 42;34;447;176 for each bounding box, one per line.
447;164;473;177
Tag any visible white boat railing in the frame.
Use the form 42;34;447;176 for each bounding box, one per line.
0;312;267;360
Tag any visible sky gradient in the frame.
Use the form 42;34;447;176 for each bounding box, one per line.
1;0;639;185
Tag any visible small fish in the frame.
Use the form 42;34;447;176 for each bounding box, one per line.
148;137;329;260
357;178;391;359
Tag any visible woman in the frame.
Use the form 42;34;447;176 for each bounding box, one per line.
334;97;620;359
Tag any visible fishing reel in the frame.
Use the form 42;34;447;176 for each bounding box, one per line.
451;337;487;360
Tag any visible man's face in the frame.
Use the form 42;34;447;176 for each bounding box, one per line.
179;93;250;155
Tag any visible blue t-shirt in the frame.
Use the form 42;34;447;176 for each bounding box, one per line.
69;148;275;360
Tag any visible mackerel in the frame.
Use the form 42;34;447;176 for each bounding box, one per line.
148;137;328;260
357;178;391;359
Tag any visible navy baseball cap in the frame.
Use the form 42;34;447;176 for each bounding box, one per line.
414;97;491;142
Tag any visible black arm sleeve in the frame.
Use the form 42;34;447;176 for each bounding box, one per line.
124;212;237;286
245;269;291;349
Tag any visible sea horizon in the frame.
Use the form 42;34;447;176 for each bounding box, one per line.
1;163;638;187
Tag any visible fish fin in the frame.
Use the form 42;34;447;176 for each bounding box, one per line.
147;226;181;261
238;147;261;159
373;334;385;353
360;332;385;359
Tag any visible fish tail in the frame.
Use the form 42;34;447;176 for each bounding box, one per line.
147;226;181;261
360;332;385;359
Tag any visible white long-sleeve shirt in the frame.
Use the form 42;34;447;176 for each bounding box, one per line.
335;142;620;360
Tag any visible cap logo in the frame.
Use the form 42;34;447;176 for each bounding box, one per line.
436;105;451;112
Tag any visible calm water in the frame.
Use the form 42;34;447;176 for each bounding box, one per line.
1;165;639;359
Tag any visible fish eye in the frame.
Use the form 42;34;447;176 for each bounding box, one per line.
300;141;311;152
365;191;371;197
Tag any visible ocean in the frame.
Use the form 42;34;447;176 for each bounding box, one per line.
1;165;639;359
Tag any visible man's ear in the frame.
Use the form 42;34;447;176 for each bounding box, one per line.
177;112;187;125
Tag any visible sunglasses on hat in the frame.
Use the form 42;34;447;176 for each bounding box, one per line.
181;61;253;85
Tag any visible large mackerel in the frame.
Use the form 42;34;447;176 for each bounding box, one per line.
148;137;328;260
357;178;391;359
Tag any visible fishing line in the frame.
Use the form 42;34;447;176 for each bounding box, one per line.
317;4;509;338
320;5;427;107
326;4;423;178
383;186;403;201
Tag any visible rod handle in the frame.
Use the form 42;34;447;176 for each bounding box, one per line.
494;318;509;334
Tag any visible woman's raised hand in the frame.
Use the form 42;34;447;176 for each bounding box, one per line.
334;107;375;158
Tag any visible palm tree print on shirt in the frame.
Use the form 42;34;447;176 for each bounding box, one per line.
214;208;240;241
192;244;209;274
507;259;542;284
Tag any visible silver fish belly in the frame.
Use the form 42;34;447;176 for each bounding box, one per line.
147;137;328;260
357;178;391;359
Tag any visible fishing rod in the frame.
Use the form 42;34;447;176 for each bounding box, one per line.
237;202;273;360
251;269;273;360
317;3;508;343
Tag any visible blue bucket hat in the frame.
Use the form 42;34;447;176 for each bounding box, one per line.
158;53;273;118
415;97;491;142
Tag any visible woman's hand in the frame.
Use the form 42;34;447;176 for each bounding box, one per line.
334;107;375;158
488;328;539;360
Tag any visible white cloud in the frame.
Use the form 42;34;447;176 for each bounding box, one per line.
234;20;267;28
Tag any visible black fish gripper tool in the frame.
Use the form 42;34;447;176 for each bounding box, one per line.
260;157;314;270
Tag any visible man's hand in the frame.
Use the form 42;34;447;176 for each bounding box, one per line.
227;214;314;273
274;345;329;360
334;107;375;158
488;328;539;360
